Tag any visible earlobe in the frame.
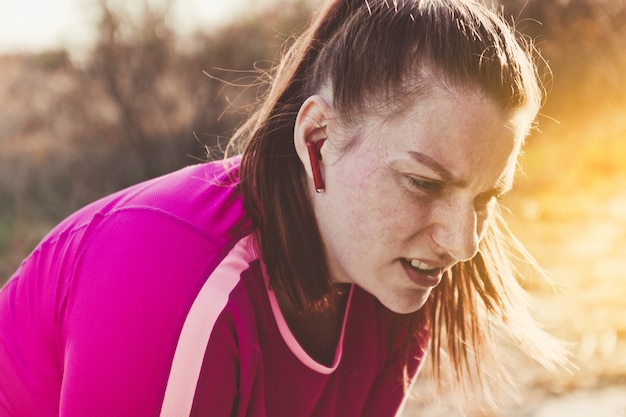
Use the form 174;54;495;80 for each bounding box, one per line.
294;95;332;193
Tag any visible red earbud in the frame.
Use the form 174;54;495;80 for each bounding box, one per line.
306;139;326;193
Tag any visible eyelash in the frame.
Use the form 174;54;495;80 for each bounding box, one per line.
407;176;504;208
407;177;443;193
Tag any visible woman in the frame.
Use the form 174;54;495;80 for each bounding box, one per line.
0;0;565;416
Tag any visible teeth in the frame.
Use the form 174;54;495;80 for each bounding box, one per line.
409;259;434;271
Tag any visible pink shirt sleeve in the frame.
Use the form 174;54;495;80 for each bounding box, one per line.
0;159;252;417
57;209;226;416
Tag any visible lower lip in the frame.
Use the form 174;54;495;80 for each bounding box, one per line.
401;260;443;288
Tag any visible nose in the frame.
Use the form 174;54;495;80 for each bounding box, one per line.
431;201;480;262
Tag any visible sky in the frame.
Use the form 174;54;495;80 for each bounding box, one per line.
0;0;278;55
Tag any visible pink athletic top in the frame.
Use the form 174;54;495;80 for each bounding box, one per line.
0;157;429;416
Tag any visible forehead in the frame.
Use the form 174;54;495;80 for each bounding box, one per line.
353;86;524;187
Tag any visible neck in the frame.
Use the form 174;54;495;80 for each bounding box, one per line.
274;284;351;366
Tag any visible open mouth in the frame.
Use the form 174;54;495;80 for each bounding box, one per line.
401;259;444;287
404;259;442;275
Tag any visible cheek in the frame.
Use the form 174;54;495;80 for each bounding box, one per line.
331;175;400;243
323;169;383;242
327;150;432;245
358;192;432;248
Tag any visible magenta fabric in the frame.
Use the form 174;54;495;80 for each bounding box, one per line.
0;157;429;416
190;263;429;417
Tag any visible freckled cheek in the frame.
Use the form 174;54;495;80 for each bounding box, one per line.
377;200;433;244
340;198;405;246
332;166;423;241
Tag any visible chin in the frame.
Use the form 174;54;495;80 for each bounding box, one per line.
379;290;431;315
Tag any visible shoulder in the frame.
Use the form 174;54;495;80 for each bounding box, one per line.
50;156;248;243
5;156;254;338
56;156;254;310
21;157;250;274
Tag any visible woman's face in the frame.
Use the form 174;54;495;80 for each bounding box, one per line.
311;86;524;314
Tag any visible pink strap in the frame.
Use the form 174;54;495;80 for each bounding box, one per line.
160;235;254;417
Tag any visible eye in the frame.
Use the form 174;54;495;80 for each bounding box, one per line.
407;176;443;193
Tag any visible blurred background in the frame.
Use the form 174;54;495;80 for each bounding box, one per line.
1;0;625;415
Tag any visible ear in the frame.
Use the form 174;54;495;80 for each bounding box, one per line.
294;95;332;182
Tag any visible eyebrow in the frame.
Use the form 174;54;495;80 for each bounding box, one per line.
406;151;465;186
407;150;513;196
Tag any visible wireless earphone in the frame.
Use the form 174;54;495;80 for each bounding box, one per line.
306;139;326;193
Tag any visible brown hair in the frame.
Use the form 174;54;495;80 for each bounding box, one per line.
232;0;565;404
